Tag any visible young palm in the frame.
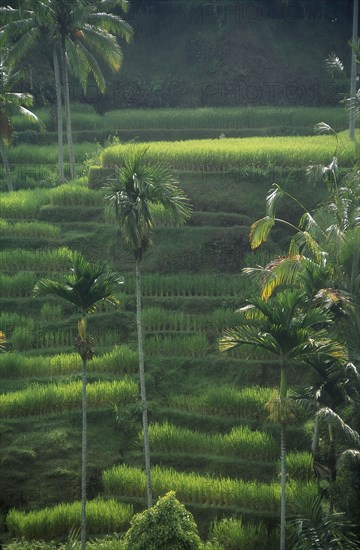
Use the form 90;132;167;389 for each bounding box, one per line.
0;63;42;191
33;251;123;549
105;145;191;508
219;289;347;550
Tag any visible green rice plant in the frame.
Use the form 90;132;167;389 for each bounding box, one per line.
144;333;209;357
100;107;346;131
0;346;138;379
7;142;98;165
40;303;63;321
1;247;74;273
125;274;250;297
0;219;60;239
103;464;317;511
12;106;346;134
11;326;36;351
0;188;51;219
284;451;314;481
0;272;37;297
3;537;127;550
102;132;357;171
142;307;199;332
0;378;138;418
49;179;101;206
146;421;277;460
210;517;272;550
0;311;57;351
206;308;243;331
6;498;133;540
141;307;242;333
168;385;273;421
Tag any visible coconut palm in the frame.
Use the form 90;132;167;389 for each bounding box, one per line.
219;289;347;550
104;145;191;508
33;251;123;549
50;0;133;179
0;63;42;191
0;0;133;180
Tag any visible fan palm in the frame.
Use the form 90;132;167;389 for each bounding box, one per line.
219;289;347;550
33;251;123;549
105;145;191;508
0;0;133;180
0;63;42;191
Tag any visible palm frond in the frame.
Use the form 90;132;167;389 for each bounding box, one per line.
326;53;344;74
249;216;275;249
316;407;360;448
81;26;123;72
266;183;284;217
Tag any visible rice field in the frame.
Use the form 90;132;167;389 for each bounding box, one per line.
12;106;347;132
103;463;317;510
6;499;133;540
146;421;277;460
1;247;74;273
210;517;275;550
0;189;52;219
144;333;209;357
168;386;274;421
0;220;61;239
101;131;357;171
0;346;138;379
0;378;138;418
125;274;251;297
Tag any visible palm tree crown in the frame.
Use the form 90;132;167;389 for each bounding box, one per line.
105;146;191;259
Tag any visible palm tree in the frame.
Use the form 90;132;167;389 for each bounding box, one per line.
33;251;123;549
51;0;133;179
219;289;347;550
0;0;133;180
288;492;359;549
104;146;191;508
0;63;42;191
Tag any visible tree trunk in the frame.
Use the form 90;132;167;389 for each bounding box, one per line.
60;38;76;180
52;45;65;183
81;356;87;550
279;364;287;550
136;259;152;508
280;421;286;550
311;414;320;455
0;144;14;192
349;0;358;140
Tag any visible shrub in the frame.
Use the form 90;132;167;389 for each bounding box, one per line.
123;491;202;550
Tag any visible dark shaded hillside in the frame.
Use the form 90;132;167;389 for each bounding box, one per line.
23;0;354;111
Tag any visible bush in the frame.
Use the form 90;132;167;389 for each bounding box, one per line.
123;491;202;550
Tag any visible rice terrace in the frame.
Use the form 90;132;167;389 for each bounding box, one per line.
0;1;359;549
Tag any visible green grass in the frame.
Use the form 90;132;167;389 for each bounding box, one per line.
146;421;277;460
0;379;138;418
12;106;347;132
168;386;274;421
6;499;133;540
103;463;317;510
0;346;138;379
102;131;358;171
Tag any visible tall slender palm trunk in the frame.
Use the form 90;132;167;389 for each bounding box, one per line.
311;414;320;455
52;46;65;183
135;259;152;508
60;39;76;180
0;144;13;192
81;355;87;550
279;364;287;550
280;421;286;550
